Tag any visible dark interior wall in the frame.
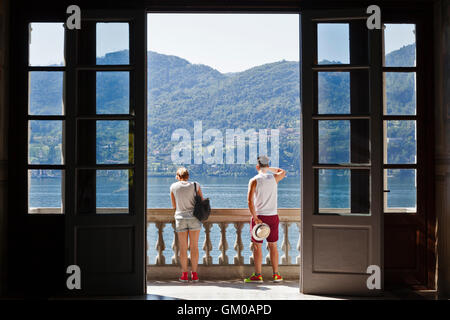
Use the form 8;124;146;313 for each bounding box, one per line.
0;0;9;297
6;1;66;297
435;0;450;298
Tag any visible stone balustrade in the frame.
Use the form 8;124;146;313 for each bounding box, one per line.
146;208;301;280
26;207;302;280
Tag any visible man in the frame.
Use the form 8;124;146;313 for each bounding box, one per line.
244;155;286;283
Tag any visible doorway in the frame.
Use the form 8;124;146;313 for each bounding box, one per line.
145;13;302;282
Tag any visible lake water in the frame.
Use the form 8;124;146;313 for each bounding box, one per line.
29;173;416;265
147;175;301;208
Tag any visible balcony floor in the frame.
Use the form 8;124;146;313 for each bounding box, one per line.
145;280;437;300
147;280;338;300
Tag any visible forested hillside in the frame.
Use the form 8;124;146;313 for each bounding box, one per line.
28;44;416;177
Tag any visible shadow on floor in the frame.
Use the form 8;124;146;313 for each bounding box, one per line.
146;280;440;300
148;279;287;291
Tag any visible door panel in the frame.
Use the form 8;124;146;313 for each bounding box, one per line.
312;225;370;273
382;17;433;289
301;10;383;295
76;226;134;274
65;10;146;295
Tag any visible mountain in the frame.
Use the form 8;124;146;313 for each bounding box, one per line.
28;44;416;177
145;51;302;176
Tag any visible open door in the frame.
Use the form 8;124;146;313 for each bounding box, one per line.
300;9;383;295
64;10;147;295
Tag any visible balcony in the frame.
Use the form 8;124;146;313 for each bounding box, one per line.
146;208;301;281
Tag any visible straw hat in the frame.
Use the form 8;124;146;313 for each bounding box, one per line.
252;223;271;241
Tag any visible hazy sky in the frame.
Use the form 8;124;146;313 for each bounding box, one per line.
29;23;65;66
147;14;299;73
384;23;416;54
29;17;416;71
318;23;350;63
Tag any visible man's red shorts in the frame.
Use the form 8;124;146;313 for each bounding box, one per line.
250;214;279;243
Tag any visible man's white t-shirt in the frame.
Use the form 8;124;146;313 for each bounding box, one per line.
249;172;278;216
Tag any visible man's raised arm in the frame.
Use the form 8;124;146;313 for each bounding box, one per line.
267;167;286;183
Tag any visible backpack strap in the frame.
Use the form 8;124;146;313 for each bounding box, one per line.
194;182;198;196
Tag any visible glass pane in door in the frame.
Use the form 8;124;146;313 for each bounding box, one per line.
96;23;130;65
317;23;350;64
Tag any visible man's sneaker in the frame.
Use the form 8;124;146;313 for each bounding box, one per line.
191;272;199;282
179;272;189;283
244;273;263;283
272;272;283;282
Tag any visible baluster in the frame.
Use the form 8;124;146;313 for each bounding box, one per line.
202;222;213;265
171;221;179;265
155;222;166;265
218;223;229;265
281;222;291;265
296;222;301;264
249;241;255;264
265;241;271;265
233;222;244;265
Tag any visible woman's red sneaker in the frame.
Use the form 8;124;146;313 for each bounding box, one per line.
179;272;189;282
191;272;199;282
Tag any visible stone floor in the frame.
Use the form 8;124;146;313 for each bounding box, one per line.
41;280;440;300
147;280;335;300
144;280;439;300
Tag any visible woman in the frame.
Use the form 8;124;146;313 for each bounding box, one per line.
170;167;204;282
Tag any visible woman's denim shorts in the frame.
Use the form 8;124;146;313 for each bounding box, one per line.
175;217;202;232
